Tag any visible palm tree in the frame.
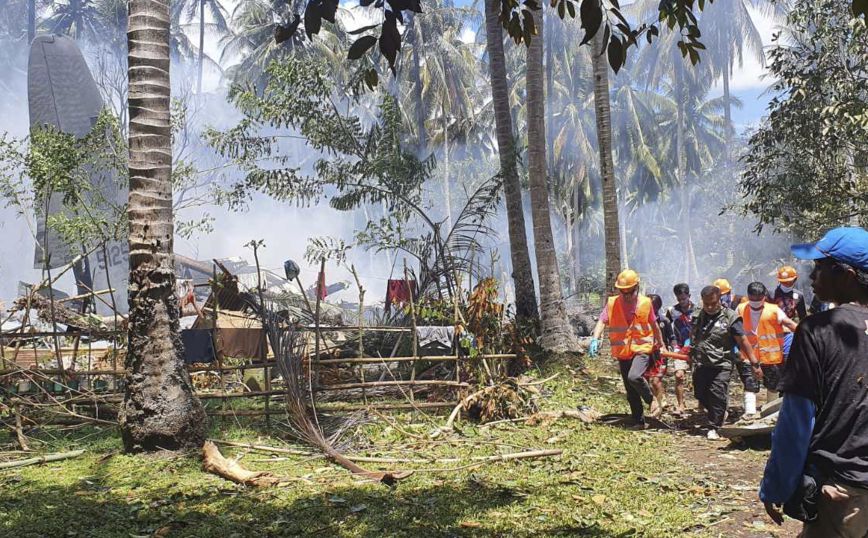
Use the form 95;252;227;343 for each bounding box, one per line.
399;1;482;225
590;21;622;292
220;0;306;86
44;0;102;39
482;0;538;324
700;0;763;150
526;6;578;352
545;15;598;291
177;0;229;93
121;0;206;451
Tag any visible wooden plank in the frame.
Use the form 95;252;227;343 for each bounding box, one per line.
318;380;468;391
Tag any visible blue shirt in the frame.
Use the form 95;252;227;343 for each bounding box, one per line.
759;394;816;504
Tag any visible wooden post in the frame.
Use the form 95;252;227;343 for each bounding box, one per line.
313;258;325;395
403;261;418;403
350;265;367;405
212;266;227;420
249;240;271;428
100;242;120;390
453;270;461;386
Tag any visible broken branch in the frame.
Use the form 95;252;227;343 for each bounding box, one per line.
0;449;84;470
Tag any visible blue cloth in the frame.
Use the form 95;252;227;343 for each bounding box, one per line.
783;333;794;358
759;394;816;504
791;226;868;271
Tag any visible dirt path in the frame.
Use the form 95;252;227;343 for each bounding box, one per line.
666;428;800;537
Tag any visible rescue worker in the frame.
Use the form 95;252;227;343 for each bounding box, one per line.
760;226;868;535
716;277;762;417
666;283;694;416
738;282;798;403
588;270;666;428
687;285;761;440
772;265;807;362
772;265;808;322
646;294;675;417
716;278;739;309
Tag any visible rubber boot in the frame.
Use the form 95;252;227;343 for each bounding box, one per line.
744;391;757;416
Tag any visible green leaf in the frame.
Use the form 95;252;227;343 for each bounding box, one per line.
347;35;377;60
607;34;624;73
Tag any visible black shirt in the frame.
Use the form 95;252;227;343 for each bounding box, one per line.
773;286;808;322
657;313;676;348
690;308;746;369
781;304;868;487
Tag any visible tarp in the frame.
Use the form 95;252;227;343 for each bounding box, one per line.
193;311;266;359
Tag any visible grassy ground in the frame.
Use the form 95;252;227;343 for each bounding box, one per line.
0;358;788;537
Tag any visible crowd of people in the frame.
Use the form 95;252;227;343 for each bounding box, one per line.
587;226;868;536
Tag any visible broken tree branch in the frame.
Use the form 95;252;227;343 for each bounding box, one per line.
0;449;84;470
202;441;280;487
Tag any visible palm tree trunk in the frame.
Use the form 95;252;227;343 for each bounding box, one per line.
197;0;205;94
573;179;581;279
442;103;453;225
28;0;35;42
591;23;621;293
545;9;553;163
619;208;629;269
674;63;699;283
562;204;573;292
121;0;206;451
722;42;732;163
526;7;577;352
483;0;538;324
410;15;426;154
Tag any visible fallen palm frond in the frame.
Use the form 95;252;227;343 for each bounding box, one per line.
266;315;410;485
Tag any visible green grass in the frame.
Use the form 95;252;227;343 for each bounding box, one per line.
0;360;723;537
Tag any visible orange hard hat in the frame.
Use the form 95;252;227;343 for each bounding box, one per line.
614;269;640;290
777;265;798;283
713;278;732;294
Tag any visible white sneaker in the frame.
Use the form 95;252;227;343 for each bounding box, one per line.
707;429;721;440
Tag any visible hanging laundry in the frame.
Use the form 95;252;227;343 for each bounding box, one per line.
385;279;416;313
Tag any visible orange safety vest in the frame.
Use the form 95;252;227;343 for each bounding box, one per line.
606;295;655;360
737;302;786;365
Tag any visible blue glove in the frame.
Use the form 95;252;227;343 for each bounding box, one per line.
588;338;601;357
683;338;691;347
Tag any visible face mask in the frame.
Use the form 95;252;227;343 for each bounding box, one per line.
749;300;765;309
779;284;794;293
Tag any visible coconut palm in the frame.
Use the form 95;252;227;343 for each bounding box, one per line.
700;0;764;149
482;0;538;324
120;0;206;451
590;22;623;290
545;15;598;290
525;7;579;352
220;0;306;86
177;0;229;93
44;0;102;39
398;1;483;225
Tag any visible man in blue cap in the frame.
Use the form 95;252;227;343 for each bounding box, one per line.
760;226;868;536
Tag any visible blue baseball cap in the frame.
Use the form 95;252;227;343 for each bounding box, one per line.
791;226;868;271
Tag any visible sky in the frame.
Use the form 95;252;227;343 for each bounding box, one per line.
0;4;784;305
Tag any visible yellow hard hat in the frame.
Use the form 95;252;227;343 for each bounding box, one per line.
713;278;732;294
615;269;640;290
777;265;798;283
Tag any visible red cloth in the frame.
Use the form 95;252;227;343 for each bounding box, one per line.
385;279;416;313
643;355;666;379
316;269;327;300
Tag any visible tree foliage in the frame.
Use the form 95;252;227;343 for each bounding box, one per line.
740;0;868;235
